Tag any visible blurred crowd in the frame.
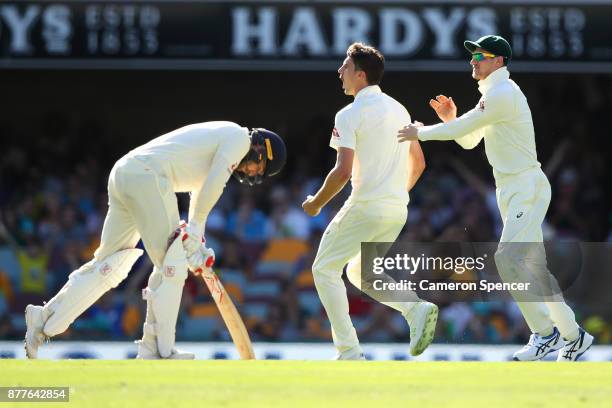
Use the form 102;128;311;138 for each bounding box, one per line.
1;74;611;346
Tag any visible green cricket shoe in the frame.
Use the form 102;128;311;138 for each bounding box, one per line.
405;302;438;356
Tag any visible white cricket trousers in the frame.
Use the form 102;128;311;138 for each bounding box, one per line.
97;156;179;269
312;200;420;352
494;167;578;338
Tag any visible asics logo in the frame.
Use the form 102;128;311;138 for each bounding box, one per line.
535;332;559;356
562;335;583;360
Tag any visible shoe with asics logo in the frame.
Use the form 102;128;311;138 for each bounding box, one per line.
512;327;564;361
557;328;594;362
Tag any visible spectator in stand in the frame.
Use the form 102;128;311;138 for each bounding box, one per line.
0;222;48;298
549;168;589;240
226;195;269;243
266;186;311;240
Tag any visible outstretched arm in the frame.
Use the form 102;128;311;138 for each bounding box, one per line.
398;90;512;143
429;94;484;150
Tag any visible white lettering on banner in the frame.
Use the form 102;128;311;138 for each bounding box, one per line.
282;7;327;56
0;4;72;55
42;5;71;54
332;8;371;55
510;7;585;58
229;5;586;61
379;8;422;56
422;8;465;57
466;8;497;42
0;5;40;54
230;6;498;58
232;7;277;56
0;3;595;63
85;4;159;55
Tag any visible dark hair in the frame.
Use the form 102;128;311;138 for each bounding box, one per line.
347;42;385;85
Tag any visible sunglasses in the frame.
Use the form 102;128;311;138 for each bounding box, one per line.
471;52;497;62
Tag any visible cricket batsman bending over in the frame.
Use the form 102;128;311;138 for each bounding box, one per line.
24;121;286;359
302;43;438;360
397;35;593;361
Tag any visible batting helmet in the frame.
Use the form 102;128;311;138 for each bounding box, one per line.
233;128;286;186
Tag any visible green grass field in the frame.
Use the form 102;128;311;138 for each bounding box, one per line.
2;360;611;407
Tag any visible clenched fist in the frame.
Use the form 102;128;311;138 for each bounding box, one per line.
302;195;321;217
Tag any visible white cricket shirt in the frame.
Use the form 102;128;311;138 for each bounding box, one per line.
127;121;250;224
418;67;541;182
331;85;412;205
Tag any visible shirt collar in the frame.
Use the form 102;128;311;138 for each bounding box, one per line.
478;67;510;94
355;85;382;100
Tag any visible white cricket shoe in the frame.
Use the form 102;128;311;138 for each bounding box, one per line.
333;346;366;361
512;327;564;361
557;328;594;362
24;304;49;359
405;302;438;356
135;339;195;360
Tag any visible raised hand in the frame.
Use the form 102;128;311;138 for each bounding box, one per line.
429;95;457;123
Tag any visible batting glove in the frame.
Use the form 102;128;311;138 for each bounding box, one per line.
182;220;204;256
187;244;215;275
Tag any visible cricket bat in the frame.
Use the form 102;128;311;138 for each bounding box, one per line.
175;224;255;360
198;267;256;360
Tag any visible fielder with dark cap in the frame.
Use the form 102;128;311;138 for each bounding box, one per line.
397;35;593;361
24;121;285;360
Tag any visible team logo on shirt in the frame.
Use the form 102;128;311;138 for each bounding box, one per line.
100;263;112;276
516;211;524;219
164;266;176;277
478;100;486;112
332;127;340;139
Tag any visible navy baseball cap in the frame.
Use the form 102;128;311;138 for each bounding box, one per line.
464;35;512;60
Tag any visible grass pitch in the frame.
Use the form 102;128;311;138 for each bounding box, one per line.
2;360;611;407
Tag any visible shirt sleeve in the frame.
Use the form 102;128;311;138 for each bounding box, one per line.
419;88;513;142
188;190;201;223
189;153;233;226
330;108;357;150
454;129;485;150
189;133;250;225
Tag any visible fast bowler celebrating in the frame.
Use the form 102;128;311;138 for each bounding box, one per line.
24;121;285;359
397;35;593;361
303;43;437;360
